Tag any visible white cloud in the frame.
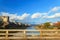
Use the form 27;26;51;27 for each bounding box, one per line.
1;12;30;22
43;13;60;18
17;13;30;20
31;12;41;19
1;12;10;16
48;6;60;13
54;13;60;17
20;13;30;20
45;16;55;18
51;7;59;11
42;7;60;18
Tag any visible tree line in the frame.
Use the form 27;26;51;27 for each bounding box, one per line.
0;21;30;29
35;21;60;29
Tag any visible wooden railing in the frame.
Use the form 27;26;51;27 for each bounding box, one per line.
0;29;60;40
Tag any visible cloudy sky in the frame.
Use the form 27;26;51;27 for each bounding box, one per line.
0;0;60;24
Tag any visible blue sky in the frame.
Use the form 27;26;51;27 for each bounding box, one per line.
0;0;60;24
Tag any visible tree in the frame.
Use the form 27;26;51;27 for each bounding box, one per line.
44;22;51;29
53;21;60;29
35;25;42;29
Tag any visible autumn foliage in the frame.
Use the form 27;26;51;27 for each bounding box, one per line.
35;21;60;29
53;21;60;29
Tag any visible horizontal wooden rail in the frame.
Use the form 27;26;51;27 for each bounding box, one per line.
0;29;60;40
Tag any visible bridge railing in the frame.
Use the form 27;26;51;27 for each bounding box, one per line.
0;29;60;40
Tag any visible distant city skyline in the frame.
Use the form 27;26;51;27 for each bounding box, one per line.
0;0;60;24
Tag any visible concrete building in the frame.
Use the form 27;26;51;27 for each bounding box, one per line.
0;16;9;28
0;16;9;22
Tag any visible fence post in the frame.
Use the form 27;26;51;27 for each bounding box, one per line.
40;30;42;39
6;30;8;40
24;30;26;40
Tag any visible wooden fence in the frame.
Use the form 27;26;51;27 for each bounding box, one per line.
0;29;60;40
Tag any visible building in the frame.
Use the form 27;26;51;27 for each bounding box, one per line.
0;16;9;22
0;16;9;28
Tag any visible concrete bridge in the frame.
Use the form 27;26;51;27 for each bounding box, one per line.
0;29;60;40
